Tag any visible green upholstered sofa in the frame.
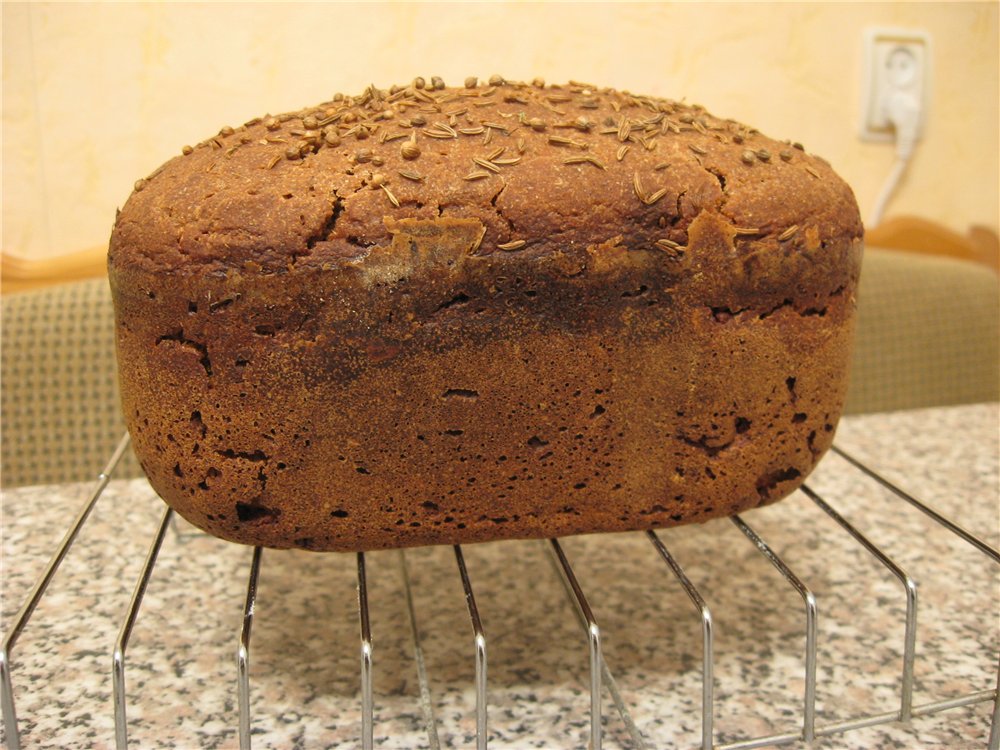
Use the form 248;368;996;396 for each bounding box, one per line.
2;248;997;488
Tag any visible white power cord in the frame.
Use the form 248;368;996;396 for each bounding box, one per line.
868;82;922;228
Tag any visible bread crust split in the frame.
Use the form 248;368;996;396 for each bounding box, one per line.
109;78;863;551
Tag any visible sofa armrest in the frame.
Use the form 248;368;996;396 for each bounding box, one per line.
1;277;141;487
845;247;1000;414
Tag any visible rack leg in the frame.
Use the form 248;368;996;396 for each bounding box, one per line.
544;540;649;749
237;547;263;750
1;432;131;750
0;650;16;750
731;515;817;742
804;486;918;722
989;659;1000;750
548;539;602;750
454;546;488;750
358;552;373;750
647;530;714;750
113;507;173;750
398;550;442;749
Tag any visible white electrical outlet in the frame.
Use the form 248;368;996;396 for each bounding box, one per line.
860;27;931;142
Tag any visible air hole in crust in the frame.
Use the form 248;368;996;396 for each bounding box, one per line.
235;502;281;523
190;411;207;437
435;292;470;312
443;388;479;399
621;285;648;298
755;467;802;502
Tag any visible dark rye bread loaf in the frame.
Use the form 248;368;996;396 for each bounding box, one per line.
109;76;863;552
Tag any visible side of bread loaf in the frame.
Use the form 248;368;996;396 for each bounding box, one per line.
109;77;862;551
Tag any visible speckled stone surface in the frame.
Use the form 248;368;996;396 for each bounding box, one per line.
2;404;998;749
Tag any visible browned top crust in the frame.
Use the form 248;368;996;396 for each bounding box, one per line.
109;77;862;282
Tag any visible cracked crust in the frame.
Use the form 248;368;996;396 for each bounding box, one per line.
110;78;863;551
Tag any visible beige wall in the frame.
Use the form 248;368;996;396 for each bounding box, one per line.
3;1;998;260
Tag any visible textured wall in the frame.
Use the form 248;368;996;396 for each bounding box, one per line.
3;2;997;260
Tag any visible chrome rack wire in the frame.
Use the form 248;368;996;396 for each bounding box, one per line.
548;537;603;750
727;516;817;747
1;433;133;750
401;548;444;749
546;537;648;750
453;545;487;750
114;506;174;750
357;551;374;750
646;530;714;750
238;546;263;750
2;431;998;750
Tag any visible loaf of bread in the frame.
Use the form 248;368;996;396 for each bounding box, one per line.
109;77;863;552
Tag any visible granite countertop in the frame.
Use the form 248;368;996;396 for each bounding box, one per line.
2;404;998;749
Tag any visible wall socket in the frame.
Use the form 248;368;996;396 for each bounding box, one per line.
860;27;931;143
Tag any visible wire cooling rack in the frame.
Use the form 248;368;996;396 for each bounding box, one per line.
2;429;998;750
